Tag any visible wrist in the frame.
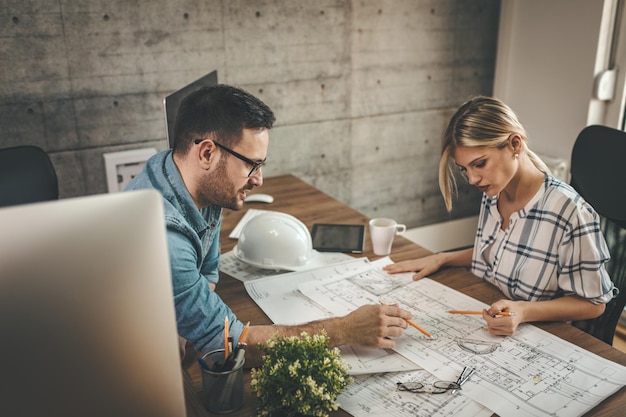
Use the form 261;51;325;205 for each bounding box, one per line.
435;252;449;268
513;301;530;323
330;316;349;346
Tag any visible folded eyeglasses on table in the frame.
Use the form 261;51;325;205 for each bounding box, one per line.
396;367;476;394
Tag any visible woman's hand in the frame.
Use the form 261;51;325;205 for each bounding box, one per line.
482;300;524;336
383;254;445;280
482;296;605;337
383;248;473;281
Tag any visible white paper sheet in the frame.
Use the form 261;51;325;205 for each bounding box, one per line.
234;256;490;414
299;269;626;417
220;249;353;283
338;368;492;417
241;257;419;374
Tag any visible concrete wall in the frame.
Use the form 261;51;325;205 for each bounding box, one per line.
1;0;500;228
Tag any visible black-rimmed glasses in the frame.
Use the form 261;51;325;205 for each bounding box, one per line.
396;367;475;395
194;139;266;177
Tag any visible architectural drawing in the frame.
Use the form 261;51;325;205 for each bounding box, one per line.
299;273;626;417
339;368;492;417
338;345;419;375
239;257;418;374
219;249;352;283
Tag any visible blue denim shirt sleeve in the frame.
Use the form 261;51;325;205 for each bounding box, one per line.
168;227;244;354
125;150;244;354
200;218;221;286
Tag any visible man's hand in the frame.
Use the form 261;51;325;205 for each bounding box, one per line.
340;303;412;348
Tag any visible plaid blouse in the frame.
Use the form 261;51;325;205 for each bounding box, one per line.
471;175;616;304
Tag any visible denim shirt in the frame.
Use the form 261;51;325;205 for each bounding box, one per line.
126;150;244;353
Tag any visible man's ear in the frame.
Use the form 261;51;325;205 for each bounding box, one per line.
196;139;217;170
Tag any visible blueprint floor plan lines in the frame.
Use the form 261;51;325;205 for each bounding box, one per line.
338;345;419;375
219;251;287;282
298;271;626;417
236;255;626;417
241;258;421;374
338;369;493;417
344;268;413;296
220;250;352;283
456;338;500;355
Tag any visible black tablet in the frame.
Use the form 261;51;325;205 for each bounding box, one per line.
311;223;365;253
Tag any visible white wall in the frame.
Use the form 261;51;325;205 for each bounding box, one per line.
494;0;605;163
404;216;478;253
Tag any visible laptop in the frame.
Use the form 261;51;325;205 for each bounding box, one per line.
0;190;186;417
163;70;218;148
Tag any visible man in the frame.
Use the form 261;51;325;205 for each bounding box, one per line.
127;84;411;362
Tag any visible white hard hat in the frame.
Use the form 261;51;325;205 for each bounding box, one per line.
233;212;317;271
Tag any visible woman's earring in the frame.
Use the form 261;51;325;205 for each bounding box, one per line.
514;153;519;160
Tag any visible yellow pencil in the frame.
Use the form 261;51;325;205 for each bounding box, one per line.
405;318;432;338
448;310;515;317
380;301;431;338
224;316;230;359
238;321;250;345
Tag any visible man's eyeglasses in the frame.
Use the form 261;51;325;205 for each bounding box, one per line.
194;139;265;177
396;367;475;395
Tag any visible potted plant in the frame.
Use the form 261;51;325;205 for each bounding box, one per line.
251;331;352;417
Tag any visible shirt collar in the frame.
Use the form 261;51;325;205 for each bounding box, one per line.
163;152;222;234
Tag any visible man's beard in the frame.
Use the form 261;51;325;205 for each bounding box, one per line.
197;157;246;210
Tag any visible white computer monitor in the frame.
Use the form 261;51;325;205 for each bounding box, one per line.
0;190;186;417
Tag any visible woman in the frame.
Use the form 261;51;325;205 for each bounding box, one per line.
384;96;616;336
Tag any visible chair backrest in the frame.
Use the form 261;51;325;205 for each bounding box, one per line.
570;125;626;345
0;145;59;207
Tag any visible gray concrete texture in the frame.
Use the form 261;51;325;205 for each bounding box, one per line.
1;0;499;228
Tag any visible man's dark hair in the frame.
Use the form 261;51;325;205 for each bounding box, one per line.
172;84;275;155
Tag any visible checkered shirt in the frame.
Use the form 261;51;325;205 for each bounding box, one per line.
471;175;616;303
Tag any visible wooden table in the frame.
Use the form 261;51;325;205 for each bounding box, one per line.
183;174;626;417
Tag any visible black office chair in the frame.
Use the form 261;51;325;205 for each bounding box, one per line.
570;125;626;345
0;145;59;207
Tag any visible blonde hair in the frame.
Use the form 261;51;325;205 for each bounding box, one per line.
439;96;550;211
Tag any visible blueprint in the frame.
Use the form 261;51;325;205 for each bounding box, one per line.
240;257;419;374
238;257;492;414
299;272;626;417
338;368;492;417
220;247;353;283
243;257;374;323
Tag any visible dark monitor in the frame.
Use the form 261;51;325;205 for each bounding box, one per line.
163;70;218;147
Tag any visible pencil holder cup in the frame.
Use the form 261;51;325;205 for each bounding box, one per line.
201;349;245;414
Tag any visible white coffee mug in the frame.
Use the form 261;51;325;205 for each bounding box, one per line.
369;218;406;256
